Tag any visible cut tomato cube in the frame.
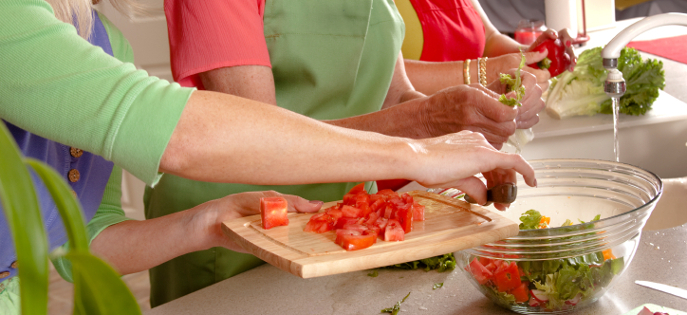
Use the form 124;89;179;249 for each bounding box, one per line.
369;199;385;213
493;261;521;292
468;258;493;285
412;202;425;221
304;212;336;233
341;205;363;218
325;207;343;221
484;262;497;273
334;217;359;229
383;205;394;219
384;219;405;242
394;203;413;233
341;223;369;233
335;229;376;251
365;211;380;225
347;183;366;195
509;282;529;303
478;256;493;266
260;197;289;229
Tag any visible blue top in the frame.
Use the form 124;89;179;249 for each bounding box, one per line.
0;12;114;282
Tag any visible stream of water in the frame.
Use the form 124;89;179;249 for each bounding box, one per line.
612;97;620;162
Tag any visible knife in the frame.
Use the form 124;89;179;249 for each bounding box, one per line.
635;280;687;300
464;183;517;206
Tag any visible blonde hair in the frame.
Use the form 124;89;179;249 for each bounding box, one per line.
45;0;146;39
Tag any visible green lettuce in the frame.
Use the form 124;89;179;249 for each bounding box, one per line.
499;50;527;107
385;253;456;272
518;209;542;230
546;47;664;119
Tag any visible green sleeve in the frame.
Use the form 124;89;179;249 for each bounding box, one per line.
52;166;133;282
0;0;194;186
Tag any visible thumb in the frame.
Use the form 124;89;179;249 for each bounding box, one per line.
525;49;547;64
448;176;489;206
284;195;323;213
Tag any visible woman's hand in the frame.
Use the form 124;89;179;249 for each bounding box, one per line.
486;68;545;129
485;52;551;90
406;130;536;209
191;191;323;252
527;28;578;72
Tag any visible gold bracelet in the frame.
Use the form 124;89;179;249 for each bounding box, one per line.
463;59;471;85
478;57;488;86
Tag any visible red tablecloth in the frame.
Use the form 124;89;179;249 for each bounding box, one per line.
627;35;687;64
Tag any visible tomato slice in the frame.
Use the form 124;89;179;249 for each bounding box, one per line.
335;229;376;251
341;223;369;233
304;212;337;233
493;261;521;292
334;217;359;229
260;197;289;229
468;258;493;285
325;207;343;222
369;199;385;213
341;205;363;218
393;203;413;233
509;282;529;303
384;219;405;242
347;183;367;195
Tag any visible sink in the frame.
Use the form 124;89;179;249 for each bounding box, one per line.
643;177;687;230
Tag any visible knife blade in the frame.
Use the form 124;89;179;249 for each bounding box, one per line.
635;280;687;300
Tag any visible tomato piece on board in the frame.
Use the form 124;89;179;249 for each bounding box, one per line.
325;207;343;222
412;202;425;221
369;199;385;213
341;223;369;233
468;258;494;285
494;261;521;292
334;217;359;229
341;205;363;218
394;203;413;233
347;183;367;195
260;197;289;229
384;219;405;242
509;282;529;303
365;211;380;225
400;193;414;204
335;229;376;251
377;189;399;197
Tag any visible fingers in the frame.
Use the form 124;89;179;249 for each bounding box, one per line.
527;29;557;52
282;194;323;213
524;50;547;64
450;176;489;206
522;65;550;85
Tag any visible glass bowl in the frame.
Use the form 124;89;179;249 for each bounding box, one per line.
454;159;662;314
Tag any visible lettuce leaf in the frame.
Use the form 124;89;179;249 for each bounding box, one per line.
518;209;542;230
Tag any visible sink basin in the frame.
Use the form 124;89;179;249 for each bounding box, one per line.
643;177;687;230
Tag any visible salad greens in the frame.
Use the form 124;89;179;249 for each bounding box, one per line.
546;47;665;119
433;282;444;290
385;253;456;272
467;210;624;311
381;292;411;315
498;50;527;107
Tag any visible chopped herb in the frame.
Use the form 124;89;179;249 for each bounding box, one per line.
385;253;456;272
381;292;411;315
433;283;444;290
368;270;379;277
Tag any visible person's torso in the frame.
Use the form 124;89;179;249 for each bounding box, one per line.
397;0;485;62
0;11;115;283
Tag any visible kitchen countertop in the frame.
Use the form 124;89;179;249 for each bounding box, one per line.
146;223;687;315
146;18;687;315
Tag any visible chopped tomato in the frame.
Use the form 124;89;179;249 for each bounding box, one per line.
347;183;367;195
335;229;376;251
393;203;413;233
341;223;369;233
369;199;385;213
383;205;394;219
384;219;405;242
478;257;493;266
341;205;363;218
365;211;380;225
493;261;521;292
509;282;529;303
260;197;289;229
484;262;497;273
334;217;359;229
412;202;425;221
377;189;398;198
468;259;493;285
304;214;335;233
373;217;389;232
325;207;343;221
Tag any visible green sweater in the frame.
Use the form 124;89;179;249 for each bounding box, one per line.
0;0;194;282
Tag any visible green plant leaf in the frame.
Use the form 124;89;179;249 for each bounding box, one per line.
67;250;142;315
0;122;49;315
26;159;89;251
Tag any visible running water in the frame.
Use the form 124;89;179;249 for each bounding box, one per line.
612;97;620;162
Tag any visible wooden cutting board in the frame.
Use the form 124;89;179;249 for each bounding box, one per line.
221;190;518;278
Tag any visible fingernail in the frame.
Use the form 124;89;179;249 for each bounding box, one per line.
310;200;324;206
565;40;572;47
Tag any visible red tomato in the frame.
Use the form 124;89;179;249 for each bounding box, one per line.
341;223;369;233
530;38;571;77
400;193;414;204
369;194;386;203
335;229;376;251
478;256;493;266
412;202;425;221
357;202;372;218
494;262;521;292
325;207;343;221
341;205;363;218
260;197;289;229
509;282;529;303
377;189;398;197
468;258;494;285
334;217;359;229
373;217;389;231
393;203;413;233
484;262;497;273
383;205;394;219
384;219;405;242
304;216;334;233
369;199;385;213
347;183;367;195
365;211;380;225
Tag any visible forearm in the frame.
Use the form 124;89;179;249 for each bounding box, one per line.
404;59;480;95
161;90;420;184
90;208;206;275
483;33;524;57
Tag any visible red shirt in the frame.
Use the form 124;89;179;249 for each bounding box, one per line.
164;0;270;88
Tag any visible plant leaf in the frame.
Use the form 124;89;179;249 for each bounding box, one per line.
0;122;48;315
67;250;142;315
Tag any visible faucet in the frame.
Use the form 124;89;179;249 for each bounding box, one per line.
602;13;687;98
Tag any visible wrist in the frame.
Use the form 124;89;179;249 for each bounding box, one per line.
186;204;222;251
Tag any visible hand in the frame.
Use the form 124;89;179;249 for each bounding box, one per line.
486;68;545;129
191;191;323;252
486;52;551;90
528;29;578;72
407;130;536;209
419;84;518;150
